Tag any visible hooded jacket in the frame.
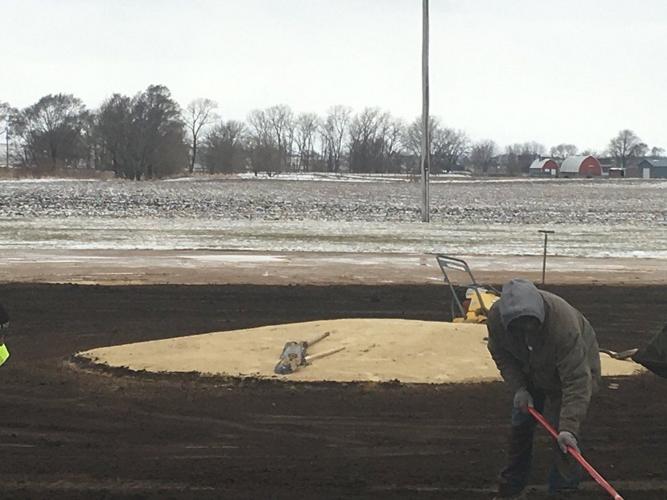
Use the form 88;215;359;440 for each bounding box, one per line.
487;279;601;435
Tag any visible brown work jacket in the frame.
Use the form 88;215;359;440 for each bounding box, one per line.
487;290;601;436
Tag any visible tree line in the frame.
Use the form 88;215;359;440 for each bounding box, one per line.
1;86;663;179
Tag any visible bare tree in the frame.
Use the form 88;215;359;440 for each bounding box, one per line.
202;120;246;174
0;102;11;167
651;146;665;157
379;115;405;173
522;142;547;156
320;105;351;172
13;94;89;169
549;143;578;160
403;116;423;157
247;109;279;174
504;142;546;175
470;140;497;175
132;85;188;179
432;127;470;172
294;113;320;171
96;94;133;176
96;85;187;180
403;117;468;173
184;98;218;174
347;110;408;173
0;102;8;131
608;130;646;169
348;108;386;173
403;115;437;174
266;105;294;171
4;105;25;166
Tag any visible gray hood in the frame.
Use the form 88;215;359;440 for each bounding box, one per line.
498;279;545;329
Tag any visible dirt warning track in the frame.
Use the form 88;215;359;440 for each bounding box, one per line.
0;282;666;499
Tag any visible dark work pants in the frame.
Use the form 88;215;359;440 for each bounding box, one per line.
499;389;582;494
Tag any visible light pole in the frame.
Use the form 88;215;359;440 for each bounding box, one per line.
420;0;430;222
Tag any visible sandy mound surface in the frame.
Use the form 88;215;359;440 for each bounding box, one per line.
77;319;643;383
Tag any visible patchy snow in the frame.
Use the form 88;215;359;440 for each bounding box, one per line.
0;178;100;184
234;172;474;182
0;178;664;259
180;254;287;263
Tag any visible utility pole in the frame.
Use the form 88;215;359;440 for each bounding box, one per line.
420;0;430;222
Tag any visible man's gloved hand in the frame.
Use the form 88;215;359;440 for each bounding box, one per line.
513;387;534;413
557;431;579;453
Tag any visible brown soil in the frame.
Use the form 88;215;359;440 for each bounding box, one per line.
0;282;665;499
2;249;665;286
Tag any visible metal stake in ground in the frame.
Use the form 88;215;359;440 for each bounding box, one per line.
538;230;555;285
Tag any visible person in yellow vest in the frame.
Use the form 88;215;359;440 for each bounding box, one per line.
487;279;601;498
0;303;10;366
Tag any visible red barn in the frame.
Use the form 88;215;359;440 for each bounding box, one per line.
529;158;559;177
560;155;602;177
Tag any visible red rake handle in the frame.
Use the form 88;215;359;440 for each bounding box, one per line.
527;407;623;500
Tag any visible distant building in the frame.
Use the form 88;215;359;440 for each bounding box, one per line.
625;158;645;178
560;155;602;177
486;155;511;176
528;158;559;177
637;158;667;179
598;157;616;177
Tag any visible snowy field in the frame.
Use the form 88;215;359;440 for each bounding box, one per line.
0;177;665;259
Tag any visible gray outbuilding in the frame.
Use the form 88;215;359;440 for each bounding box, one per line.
638;158;667;179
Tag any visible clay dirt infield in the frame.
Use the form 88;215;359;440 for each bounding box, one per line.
77;318;642;383
0;282;666;499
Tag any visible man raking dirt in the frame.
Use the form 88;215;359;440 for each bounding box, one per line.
487;279;602;498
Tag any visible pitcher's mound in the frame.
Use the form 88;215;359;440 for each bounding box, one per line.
76;319;642;383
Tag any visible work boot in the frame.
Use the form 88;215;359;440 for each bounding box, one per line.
492;482;526;499
548;454;581;497
547;486;578;498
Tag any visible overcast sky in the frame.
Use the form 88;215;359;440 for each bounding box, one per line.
2;0;666;151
